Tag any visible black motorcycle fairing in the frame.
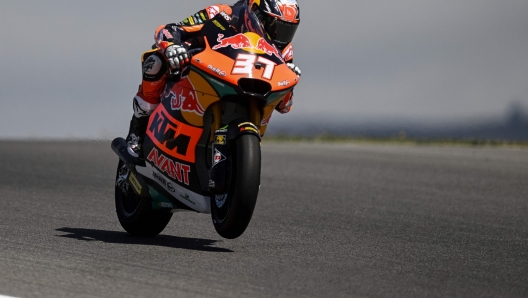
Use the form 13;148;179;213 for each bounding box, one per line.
202;14;285;65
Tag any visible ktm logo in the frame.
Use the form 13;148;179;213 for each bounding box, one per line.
147;106;203;163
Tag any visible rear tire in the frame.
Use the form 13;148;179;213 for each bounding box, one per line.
115;160;172;237
211;134;261;239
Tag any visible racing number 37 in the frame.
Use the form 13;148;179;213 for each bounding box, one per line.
232;54;276;80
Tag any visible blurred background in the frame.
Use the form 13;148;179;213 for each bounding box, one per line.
1;0;527;140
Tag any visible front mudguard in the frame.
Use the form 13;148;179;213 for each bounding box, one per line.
208;118;261;194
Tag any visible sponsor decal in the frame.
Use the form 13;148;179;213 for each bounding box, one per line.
146;107;202;163
193;13;203;24
159;202;174;208
278;80;290;87
213;149;226;167
180;193;196;206
219;11;232;21
148;148;191;185
168;90;205;115
255;38;283;61
162;29;173;39
128;172;142;194
215;135;226;145
212;20;226;30
207;65;227;77
240;127;259;134
212;33;283;61
164;78;205;116
213;33;252;50
207;6;220;18
153;171;176;192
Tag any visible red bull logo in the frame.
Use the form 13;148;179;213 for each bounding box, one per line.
212;33;253;50
166;78;205;116
212;33;284;61
255;38;281;60
180;92;205;115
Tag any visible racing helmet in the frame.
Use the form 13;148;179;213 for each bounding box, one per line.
247;0;300;49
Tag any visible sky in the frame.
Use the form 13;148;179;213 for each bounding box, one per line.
1;0;527;138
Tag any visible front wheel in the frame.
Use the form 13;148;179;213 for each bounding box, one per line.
211;134;261;239
115;160;172;237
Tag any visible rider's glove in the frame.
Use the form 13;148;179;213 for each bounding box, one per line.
275;91;293;114
287;63;301;77
165;44;189;70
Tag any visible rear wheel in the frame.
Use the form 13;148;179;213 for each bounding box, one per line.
211;134;261;239
115;160;172;237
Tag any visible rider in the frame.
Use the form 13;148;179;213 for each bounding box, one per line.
126;0;301;158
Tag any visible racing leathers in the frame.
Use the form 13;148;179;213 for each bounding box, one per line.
126;2;300;157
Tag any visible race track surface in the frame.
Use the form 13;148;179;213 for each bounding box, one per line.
0;141;527;298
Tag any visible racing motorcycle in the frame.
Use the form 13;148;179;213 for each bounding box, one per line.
111;14;299;239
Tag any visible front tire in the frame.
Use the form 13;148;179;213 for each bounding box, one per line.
115;160;172;237
211;134;261;239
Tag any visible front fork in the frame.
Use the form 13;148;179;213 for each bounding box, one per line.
208;99;262;140
208;99;262;194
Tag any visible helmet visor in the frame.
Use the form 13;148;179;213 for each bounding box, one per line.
273;20;299;46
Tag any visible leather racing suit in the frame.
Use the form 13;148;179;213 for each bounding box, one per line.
127;2;298;157
134;2;293;117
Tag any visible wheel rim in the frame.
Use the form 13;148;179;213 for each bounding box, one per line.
215;194;228;208
116;163;142;216
212;154;234;224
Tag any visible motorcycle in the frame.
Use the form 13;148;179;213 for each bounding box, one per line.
111;14;299;239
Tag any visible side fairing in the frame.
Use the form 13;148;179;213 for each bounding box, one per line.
142;101;204;197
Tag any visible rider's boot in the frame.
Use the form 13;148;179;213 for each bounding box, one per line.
125;51;167;159
125;114;149;159
125;95;159;159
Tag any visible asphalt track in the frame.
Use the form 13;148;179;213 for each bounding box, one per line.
0;141;527;298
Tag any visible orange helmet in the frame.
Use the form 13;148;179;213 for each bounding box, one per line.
247;0;300;49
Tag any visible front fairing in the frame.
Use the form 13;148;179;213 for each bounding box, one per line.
191;15;299;100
